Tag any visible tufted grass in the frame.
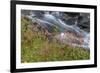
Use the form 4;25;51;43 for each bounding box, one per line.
21;17;90;63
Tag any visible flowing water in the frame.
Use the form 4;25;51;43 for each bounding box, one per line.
24;11;90;50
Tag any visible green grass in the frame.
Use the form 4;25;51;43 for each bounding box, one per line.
21;17;90;63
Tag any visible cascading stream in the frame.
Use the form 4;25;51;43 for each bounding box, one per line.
25;11;90;50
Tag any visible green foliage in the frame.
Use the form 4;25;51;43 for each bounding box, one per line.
21;17;31;32
52;25;60;33
21;17;90;63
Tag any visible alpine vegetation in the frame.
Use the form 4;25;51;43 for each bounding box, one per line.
21;10;90;63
